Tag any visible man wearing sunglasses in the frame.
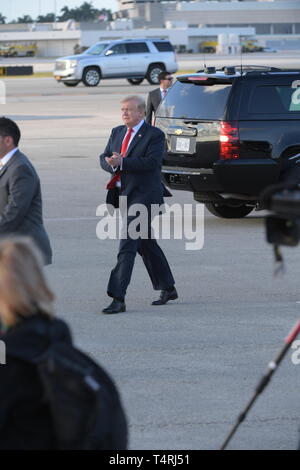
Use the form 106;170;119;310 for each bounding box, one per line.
145;72;174;125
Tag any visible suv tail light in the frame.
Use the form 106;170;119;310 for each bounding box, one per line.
219;121;240;160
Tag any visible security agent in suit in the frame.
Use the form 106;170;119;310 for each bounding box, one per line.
145;72;174;125
99;95;177;314
0;117;52;265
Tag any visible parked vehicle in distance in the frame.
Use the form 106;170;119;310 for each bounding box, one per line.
262;47;277;53
241;40;263;53
155;66;300;218
53;38;178;87
0;42;37;57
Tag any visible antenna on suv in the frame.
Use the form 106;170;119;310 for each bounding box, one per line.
240;46;243;75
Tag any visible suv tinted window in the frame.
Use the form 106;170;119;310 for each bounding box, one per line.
249;85;300;114
126;42;149;53
105;44;126;55
153;41;173;52
157;81;232;119
86;43;109;55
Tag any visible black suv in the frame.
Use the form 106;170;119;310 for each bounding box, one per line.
155;66;300;217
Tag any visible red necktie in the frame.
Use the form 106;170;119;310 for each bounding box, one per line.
106;128;133;190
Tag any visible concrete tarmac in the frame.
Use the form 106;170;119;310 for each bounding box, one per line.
0;73;299;450
1;50;300;73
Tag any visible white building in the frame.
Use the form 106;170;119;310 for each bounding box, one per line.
0;21;80;57
0;1;299;57
0;20;255;57
116;0;300;49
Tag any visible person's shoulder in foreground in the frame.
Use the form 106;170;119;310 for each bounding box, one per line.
0;237;127;450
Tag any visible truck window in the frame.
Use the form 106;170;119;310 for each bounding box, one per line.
125;43;149;53
86;43;109;55
153;42;174;52
156;81;232;120
248;85;300;114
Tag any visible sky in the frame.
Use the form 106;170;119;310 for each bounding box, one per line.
0;0;118;22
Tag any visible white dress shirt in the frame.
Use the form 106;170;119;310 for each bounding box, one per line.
160;88;168;99
0;147;18;167
123;119;144;149
114;120;145;186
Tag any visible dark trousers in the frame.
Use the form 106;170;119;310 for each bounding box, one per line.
107;216;175;300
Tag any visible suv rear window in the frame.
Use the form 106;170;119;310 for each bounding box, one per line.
248;85;300;114
153;41;174;52
157;81;232;120
125;42;149;53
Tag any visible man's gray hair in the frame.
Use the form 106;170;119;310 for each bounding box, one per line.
121;95;146;114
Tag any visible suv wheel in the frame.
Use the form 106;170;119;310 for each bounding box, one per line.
63;82;80;87
127;78;144;85
205;202;253;218
82;67;101;87
146;65;165;85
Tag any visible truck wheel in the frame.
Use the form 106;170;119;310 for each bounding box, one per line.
82;67;101;87
146;65;165;85
205;202;253;218
127;78;144;85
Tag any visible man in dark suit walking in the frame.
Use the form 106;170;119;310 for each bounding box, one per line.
0;117;52;265
99;95;177;314
145;72;174;125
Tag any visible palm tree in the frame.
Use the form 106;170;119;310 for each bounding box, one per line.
0;13;6;24
58;3;112;22
58;6;72;22
36;13;56;23
78;2;97;21
17;15;34;23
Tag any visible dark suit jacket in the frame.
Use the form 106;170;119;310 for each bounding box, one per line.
0;150;52;265
145;88;163;125
0;313;128;450
99;122;171;209
0;314;70;449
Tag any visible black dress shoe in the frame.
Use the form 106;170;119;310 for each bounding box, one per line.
152;288;178;306
102;299;126;314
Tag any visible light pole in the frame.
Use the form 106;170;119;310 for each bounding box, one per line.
10;0;14;23
54;0;57;28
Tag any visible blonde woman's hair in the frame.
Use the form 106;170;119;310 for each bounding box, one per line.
0;237;54;326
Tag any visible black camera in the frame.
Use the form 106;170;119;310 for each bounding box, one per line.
262;183;300;247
